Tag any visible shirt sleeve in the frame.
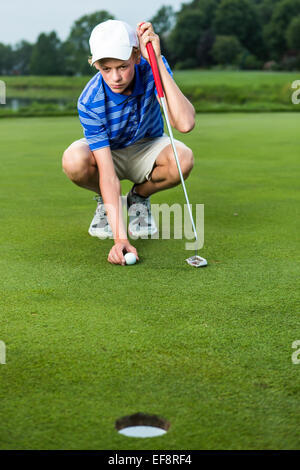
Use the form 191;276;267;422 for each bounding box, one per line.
161;55;173;78
77;101;110;151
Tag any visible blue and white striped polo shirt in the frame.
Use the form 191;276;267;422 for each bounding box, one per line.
77;56;173;151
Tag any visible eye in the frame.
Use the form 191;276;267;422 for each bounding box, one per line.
120;65;128;70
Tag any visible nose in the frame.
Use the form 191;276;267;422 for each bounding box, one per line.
112;69;122;82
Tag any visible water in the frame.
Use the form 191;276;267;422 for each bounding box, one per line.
4;98;69;110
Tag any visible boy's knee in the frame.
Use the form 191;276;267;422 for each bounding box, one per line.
182;147;194;177
62;149;76;179
62;145;90;181
169;145;194;182
62;149;71;174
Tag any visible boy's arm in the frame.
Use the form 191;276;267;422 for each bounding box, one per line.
138;22;195;133
93;147;139;265
156;56;195;133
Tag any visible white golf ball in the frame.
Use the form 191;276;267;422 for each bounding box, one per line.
124;252;137;265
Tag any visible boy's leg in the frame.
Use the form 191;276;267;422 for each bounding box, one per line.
62;136;194;238
62;139;113;238
62;137;194;196
62;139;100;193
126;138;194;237
133;142;194;198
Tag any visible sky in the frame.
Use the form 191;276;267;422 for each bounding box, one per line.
1;0;187;46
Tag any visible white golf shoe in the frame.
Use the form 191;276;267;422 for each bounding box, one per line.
88;195;113;239
127;185;158;238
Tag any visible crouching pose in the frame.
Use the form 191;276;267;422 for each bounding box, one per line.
62;20;195;265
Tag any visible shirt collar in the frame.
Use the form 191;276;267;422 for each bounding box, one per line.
102;64;144;104
131;65;144;97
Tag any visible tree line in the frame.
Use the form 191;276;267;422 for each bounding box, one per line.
1;0;300;75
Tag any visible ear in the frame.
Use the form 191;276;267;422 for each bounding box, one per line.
134;50;141;65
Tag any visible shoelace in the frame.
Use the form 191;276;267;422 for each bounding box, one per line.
93;196;108;222
96;205;107;218
128;190;153;228
129;205;152;228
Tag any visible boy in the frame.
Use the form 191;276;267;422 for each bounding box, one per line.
62;20;195;266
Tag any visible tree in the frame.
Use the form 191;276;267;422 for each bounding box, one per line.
213;0;263;58
196;29;216;67
286;15;300;50
64;10;114;76
0;43;14;75
212;35;242;65
256;0;281;25
167;9;206;64
150;5;175;36
13;41;34;75
264;0;300;59
30;32;64;75
150;5;175;58
188;0;222;27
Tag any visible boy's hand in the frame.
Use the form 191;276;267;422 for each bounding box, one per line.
137;22;161;63
108;240;139;266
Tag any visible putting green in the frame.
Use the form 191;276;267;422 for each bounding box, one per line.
0;113;299;450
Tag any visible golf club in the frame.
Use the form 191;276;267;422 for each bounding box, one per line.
145;38;207;268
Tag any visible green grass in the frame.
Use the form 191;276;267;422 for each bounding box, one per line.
2;69;298;90
0;114;299;450
174;69;300;87
1;70;299;115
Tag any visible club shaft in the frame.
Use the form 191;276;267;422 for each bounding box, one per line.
160;97;198;241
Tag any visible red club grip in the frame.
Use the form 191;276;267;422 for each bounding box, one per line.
139;23;164;98
146;42;164;98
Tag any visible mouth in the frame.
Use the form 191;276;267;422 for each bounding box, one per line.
111;85;124;89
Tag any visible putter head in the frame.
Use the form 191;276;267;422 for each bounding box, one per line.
186;255;208;268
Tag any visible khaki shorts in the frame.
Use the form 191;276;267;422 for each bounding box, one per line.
77;134;182;184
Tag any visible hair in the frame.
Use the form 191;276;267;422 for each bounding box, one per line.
88;47;140;68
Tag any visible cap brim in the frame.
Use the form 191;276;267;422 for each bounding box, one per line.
92;46;132;64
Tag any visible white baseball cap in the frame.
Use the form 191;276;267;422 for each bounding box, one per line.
89;20;139;64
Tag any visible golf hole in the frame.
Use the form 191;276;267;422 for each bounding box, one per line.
115;412;170;438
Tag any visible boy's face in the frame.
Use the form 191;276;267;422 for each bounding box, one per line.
95;52;141;96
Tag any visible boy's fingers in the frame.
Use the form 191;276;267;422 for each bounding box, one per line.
108;246;139;265
108;252;118;264
137;22;145;35
137;21;153;35
116;246;126;265
108;255;124;265
128;246;139;261
108;246;125;265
